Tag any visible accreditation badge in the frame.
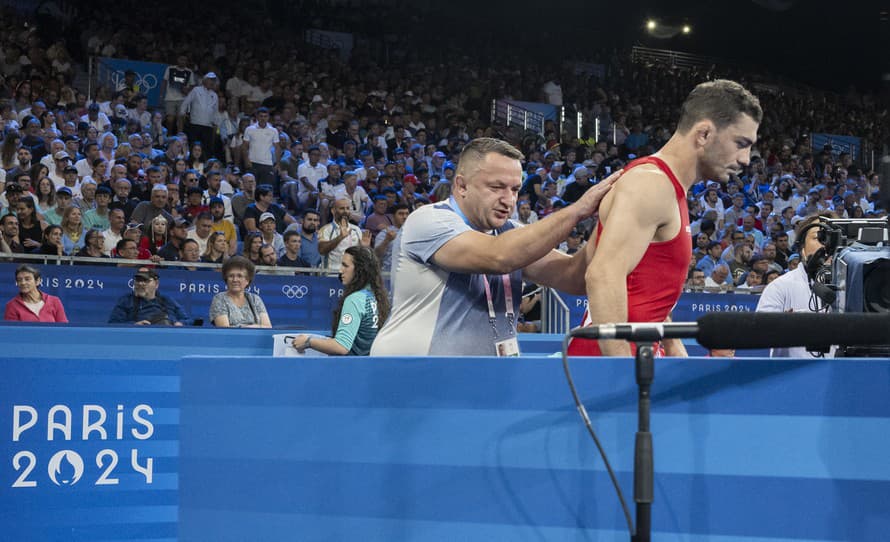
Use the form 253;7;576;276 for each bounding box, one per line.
494;337;520;357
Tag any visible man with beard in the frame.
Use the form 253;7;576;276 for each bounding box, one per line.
130;184;174;237
318;198;366;272
570;80;762;357
75;142;101;179
108;267;191;325
0;214;24;253
373;203;410;273
296;209;321;268
231;172;256;228
209;197;237;255
20;119;48;163
156;217;190;261
201;170;233;223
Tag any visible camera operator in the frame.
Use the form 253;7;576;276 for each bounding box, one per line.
756;212;837;357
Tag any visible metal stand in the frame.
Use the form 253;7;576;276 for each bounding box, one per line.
631;343;654;542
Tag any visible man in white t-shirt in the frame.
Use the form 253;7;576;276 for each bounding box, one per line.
294;145;326;211
80;103;110;133
187;211;214;254
75;142;100;179
243;107;280;192
333;170;369;224
225;66;248;100
317;198;365;272
756;214;836;358
39;139;66;170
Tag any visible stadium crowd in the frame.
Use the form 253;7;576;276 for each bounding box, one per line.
0;0;887;326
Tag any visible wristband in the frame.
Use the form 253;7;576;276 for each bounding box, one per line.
303;337;312;350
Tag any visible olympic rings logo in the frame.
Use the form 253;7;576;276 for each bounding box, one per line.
281;285;309;299
109;70;160;92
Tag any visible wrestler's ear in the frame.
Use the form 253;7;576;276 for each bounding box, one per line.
693;120;716;148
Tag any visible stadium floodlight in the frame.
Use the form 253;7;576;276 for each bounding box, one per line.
646;20;657;31
682;24;692;34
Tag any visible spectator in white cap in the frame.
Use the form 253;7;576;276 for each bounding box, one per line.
179;71;219;159
39;139;66;170
429;150;448;178
48;151;71;188
258;211;285;256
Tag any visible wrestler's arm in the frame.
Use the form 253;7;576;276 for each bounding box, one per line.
584;169;675;356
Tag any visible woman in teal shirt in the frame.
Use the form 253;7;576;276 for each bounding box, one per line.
292;246;389;356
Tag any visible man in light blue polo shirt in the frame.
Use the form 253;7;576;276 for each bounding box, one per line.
371;138;616;356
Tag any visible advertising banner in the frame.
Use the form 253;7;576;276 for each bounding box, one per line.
97;57;168;107
811;133;861;162
563;291;759;326
0;263;342;329
0;357;179;541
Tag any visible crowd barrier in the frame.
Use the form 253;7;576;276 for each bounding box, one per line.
1;325;887;541
0;263;342;329
0;263;759;330
565;291;759;326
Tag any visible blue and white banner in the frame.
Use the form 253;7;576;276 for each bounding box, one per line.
96;57;168;107
572;62;606;80
811;133;861;161
564;292;759;326
0;263;342;328
0;356;179;541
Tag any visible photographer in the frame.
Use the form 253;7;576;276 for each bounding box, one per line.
108;267;192;326
756;213;836;357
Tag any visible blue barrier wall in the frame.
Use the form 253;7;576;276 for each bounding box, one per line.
1;326;888;541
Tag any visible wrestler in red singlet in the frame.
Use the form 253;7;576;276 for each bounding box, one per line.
567;156;691;356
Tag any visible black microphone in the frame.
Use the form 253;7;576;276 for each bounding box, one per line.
569;322;699;342
697;312;890;350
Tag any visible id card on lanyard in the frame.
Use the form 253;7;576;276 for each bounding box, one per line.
448;196;521;357
482;274;520;357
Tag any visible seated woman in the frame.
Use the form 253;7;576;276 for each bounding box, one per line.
15;198;46;250
209;256;272;328
4;264;68;322
201;231;229;264
59;205;87;255
36;224;64;259
240;231;263;265
291;246;389;356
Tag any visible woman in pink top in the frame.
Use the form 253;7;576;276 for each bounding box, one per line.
4;265;68;323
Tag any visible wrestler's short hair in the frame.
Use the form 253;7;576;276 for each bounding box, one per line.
676;79;763;134
455;137;524;179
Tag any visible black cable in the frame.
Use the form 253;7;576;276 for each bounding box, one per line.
561;334;635;537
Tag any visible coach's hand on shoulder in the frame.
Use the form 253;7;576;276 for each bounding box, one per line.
575;169;621;218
